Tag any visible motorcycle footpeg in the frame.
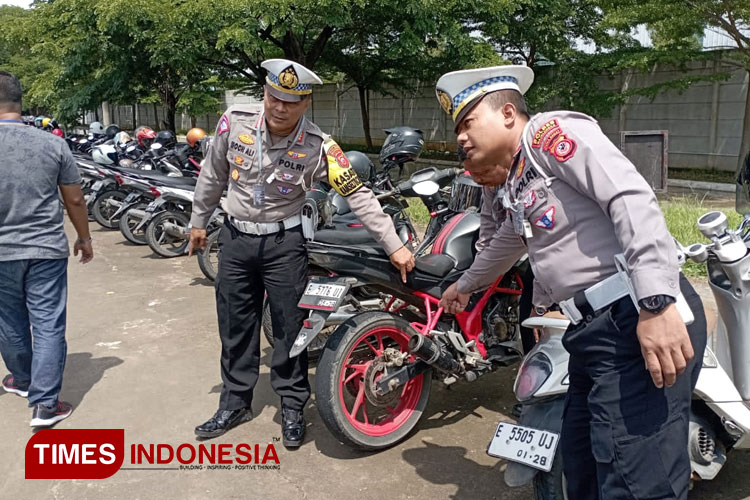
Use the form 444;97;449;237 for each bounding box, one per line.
290;311;330;358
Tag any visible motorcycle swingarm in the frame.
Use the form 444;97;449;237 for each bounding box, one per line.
374;361;431;396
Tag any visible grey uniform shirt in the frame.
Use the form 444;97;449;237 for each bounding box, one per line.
457;111;679;307
0;122;81;261
190;105;404;255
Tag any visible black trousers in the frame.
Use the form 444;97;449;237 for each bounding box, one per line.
560;274;707;500
215;220;310;412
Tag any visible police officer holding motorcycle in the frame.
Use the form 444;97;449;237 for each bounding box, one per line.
188;59;415;447
437;65;707;499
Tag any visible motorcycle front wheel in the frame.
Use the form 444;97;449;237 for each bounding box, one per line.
315;311;432;450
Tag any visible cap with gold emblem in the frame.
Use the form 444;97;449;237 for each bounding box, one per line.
435;65;534;127
260;58;324;102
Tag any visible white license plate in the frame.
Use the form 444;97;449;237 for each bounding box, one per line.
304;283;346;299
145;202;160;213
91;181;103;190
124;193;138;202
487;422;559;472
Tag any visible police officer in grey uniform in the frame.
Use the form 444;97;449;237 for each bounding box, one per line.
188;59;415;447
436;66;707;499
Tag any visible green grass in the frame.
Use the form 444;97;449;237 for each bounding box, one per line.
661;196;744;278
403;194;744;279
668;168;737;184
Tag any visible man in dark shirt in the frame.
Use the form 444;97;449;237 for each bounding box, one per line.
0;71;93;427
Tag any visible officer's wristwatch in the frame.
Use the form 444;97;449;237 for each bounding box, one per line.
638;295;676;314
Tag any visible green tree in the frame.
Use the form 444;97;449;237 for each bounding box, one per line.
600;0;750;173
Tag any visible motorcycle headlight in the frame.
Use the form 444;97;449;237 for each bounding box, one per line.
514;352;553;402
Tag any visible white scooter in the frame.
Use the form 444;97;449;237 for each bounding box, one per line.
492;204;750;498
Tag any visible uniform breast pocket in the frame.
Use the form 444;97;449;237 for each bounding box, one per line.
267;168;305;200
525;186;569;236
226;151;254;185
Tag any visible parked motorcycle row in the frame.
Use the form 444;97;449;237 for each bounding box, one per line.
71;121;213;259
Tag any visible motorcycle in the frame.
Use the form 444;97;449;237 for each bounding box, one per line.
499;205;750;498
289;168;523;450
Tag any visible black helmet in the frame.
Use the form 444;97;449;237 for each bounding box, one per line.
379;126;424;165
345;151;376;185
105;124;121;139
154;130;177;149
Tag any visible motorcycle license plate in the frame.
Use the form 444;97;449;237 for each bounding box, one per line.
91;181;103;190
124;193;138;202
145;201;160;213
298;282;349;311
487;422;559;472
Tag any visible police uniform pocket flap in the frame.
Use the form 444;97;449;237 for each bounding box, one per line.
590;421;614;463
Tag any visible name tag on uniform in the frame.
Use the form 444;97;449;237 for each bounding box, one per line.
252;183;265;206
523;220;534;238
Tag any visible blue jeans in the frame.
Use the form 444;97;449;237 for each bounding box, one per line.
0;259;68;407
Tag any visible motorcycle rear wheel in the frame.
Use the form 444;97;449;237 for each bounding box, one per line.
92;189;128;229
146;210;190;258
315;312;432;450
119;203;149;245
197;228;220;281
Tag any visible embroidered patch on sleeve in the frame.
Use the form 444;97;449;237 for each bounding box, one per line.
324;139;362;197
551;135;577;162
534;206;555;229
532;119;560;148
217;115;230;136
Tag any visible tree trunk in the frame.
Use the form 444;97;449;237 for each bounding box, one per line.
163;89;177;134
131;103;137;129
190;115;197;128
736;69;750;175
152;103;159;130
358;85;372;149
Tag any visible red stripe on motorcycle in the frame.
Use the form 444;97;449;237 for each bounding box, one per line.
432;213;467;255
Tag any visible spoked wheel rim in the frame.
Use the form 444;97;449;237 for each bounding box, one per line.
338;326;424;437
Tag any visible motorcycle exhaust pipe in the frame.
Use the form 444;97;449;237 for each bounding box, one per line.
408;334;463;375
162;222;188;239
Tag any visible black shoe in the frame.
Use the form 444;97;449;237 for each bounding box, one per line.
281;406;305;448
195;407;252;439
30;400;73;427
2;374;29;398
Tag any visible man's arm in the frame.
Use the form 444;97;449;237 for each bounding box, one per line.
475;185;498;254
188;114;230;255
530;114;691;388
57;145;93;263
316;140;414;280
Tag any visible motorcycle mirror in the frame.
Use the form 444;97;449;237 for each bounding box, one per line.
737;151;750;216
413;180;440;197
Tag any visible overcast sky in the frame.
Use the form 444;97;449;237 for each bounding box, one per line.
1;0;32;7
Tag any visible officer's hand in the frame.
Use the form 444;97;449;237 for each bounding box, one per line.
389;246;415;283
636;304;694;389
439;282;471;315
188;228;207;257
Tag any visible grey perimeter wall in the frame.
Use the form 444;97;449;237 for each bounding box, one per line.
105;53;748;172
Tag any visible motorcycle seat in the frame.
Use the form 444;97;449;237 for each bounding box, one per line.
116;167;197;188
313;227;378;247
415;253;457;277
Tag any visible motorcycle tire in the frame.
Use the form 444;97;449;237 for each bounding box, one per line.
82;186;96;221
261;299;329;362
533;449;568;500
92;189;129;229
197;228;221;281
118;203;149;245
315;311;432;450
146;210;190;258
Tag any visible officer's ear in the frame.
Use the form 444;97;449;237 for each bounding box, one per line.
501;102;519;128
